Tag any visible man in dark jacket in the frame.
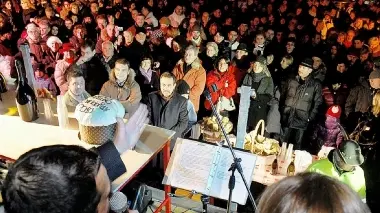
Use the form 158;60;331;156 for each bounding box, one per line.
146;72;188;149
76;39;109;95
281;58;323;150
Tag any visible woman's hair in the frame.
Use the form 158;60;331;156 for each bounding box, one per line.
73;24;87;36
372;91;380;117
257;172;370;213
206;42;219;56
21;0;35;10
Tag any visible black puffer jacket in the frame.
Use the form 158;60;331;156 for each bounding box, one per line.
281;75;323;129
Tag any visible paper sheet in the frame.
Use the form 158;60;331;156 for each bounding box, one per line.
165;139;256;205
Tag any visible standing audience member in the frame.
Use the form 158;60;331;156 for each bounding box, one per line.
281;58;323;150
242;56;274;131
76;40;109;96
173;45;206;112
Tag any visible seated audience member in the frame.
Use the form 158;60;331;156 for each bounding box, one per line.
146;72;188;148
34;64;57;96
176;79;197;129
63;66;91;107
257;173;371;213
307;140;366;200
100;58;142;116
76;39;109;96
54;43;76;95
1;104;148;213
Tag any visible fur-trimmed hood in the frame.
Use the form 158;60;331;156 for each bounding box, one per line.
109;67;137;89
176;58;202;70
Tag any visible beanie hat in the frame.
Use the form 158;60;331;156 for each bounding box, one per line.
176;79;190;95
326;105;341;119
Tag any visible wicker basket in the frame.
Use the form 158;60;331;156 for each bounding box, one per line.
78;123;117;145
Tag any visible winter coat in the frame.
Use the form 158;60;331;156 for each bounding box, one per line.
135;68;160;97
146;92;188;148
42;50;60;73
168;12;185;28
172;58;206;112
99;67;142;114
35;76;58;96
17;37;47;64
322;84;349;111
312;63;327;83
281;75;323;130
54;59;71;95
266;87;281;134
242;69;274;129
199;53;217;73
78;56;109;96
311;115;343;148
204;66;237;110
345;78;372;117
231;55;251;86
69;36;84;53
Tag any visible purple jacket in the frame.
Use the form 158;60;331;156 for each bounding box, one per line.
312;115;343;148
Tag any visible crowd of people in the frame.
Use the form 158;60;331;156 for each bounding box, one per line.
1;0;380;212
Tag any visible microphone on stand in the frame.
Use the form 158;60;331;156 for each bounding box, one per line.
110;191;129;213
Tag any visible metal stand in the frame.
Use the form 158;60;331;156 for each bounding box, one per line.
201;195;209;213
204;90;257;212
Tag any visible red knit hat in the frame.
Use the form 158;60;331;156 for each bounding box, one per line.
326;105;341;119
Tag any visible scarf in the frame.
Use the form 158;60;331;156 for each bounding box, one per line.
252;71;266;82
139;67;153;84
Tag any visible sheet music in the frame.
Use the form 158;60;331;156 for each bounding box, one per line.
170;141;218;194
165;139;256;205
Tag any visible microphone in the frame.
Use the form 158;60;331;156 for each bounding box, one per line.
110;191;129;213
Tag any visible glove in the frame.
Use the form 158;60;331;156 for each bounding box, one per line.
114;104;149;153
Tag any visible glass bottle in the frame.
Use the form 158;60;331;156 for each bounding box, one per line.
15;59;38;122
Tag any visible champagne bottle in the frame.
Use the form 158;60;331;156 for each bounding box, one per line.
15;59;38;122
287;156;295;176
271;158;278;175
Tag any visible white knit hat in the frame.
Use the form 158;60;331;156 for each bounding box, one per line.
46;36;62;49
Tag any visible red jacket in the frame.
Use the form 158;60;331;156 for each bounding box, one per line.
204;66;237;110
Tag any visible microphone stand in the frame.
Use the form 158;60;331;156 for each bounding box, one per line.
204;90;257;212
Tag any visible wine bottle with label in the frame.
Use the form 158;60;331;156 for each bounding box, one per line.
15;59;38;122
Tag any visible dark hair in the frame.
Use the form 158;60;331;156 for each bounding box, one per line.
81;39;95;51
257;173;370;213
2;145;101;213
142;4;152;12
66;64;84;81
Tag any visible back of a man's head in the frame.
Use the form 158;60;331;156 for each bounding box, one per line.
2;145;101;213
